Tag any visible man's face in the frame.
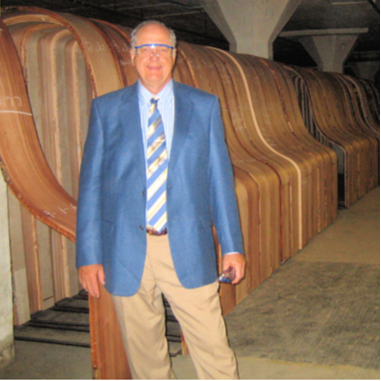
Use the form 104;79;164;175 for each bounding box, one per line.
130;24;176;94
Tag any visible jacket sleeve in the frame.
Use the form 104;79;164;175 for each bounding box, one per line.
76;99;104;267
208;96;244;256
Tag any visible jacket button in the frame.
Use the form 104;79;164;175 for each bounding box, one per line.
142;191;146;197
139;226;144;230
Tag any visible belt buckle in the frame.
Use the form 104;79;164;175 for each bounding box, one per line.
146;227;167;236
147;227;156;236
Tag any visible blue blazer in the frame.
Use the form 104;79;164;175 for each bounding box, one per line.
76;81;244;296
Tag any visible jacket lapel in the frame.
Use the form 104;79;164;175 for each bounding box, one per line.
120;82;140;133
118;83;145;170
117;81;193;173
169;82;193;171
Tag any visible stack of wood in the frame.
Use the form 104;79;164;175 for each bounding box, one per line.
0;7;378;379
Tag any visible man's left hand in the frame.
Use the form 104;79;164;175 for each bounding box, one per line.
222;253;246;284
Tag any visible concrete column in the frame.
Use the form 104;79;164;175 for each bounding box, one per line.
201;0;303;59
280;28;368;73
347;61;380;81
0;174;14;368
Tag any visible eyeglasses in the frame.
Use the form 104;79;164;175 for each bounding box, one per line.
135;44;174;58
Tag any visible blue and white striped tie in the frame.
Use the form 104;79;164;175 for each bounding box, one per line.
147;98;168;233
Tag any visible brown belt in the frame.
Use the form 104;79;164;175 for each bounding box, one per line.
146;227;168;236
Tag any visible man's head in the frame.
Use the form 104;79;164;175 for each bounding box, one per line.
130;21;177;94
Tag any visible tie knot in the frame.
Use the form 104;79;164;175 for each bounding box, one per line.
150;98;159;105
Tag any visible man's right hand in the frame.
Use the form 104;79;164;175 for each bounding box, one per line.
78;264;105;298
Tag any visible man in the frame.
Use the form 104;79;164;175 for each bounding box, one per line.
76;20;245;379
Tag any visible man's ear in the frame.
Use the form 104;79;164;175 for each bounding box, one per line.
130;49;135;66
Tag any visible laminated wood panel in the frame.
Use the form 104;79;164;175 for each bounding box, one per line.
332;74;379;190
175;45;254;307
8;192;33;323
63;38;92;199
284;66;345;183
10;20;87;303
0;14;77;244
177;44;268;305
238;54;316;251
4;21;85;302
4;22;57;312
204;46;283;280
2;9;131;379
285;66;319;139
296;67;376;207
360;79;380;122
264;61;338;229
37;27;73;302
210;48;297;263
176;43;281;301
343;76;380;138
21;206;43;313
91;21;137;87
338;76;379;138
319;72;377;202
291;67;352;206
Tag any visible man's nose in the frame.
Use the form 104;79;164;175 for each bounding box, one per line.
149;49;160;59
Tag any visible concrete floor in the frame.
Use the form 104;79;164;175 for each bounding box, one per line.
0;187;379;379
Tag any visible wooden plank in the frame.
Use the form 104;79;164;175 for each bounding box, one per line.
204;46;281;289
242;55;315;251
176;43;273;305
3;21;56;316
91;20;137;87
37;27;73;302
333;74;379;190
360;79;380;123
283;65;343;202
209;47;293;266
7;191;32;325
63;39;91;199
21;207;43;314
296;67;377;207
265;60;338;231
340;75;379;139
1;10;131;378
0;16;77;240
321;72;376;203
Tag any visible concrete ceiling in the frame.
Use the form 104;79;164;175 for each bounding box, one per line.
1;0;228;48
275;0;380;66
1;0;379;68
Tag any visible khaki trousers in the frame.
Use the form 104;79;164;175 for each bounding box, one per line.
112;234;238;379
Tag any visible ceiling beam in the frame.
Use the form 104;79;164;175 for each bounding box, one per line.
149;10;205;18
280;28;369;38
367;0;380;12
2;0;142;23
347;50;380;61
116;2;203;11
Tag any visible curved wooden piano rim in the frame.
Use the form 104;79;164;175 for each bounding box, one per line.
2;7;131;379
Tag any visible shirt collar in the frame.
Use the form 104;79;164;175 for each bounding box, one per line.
138;79;173;107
